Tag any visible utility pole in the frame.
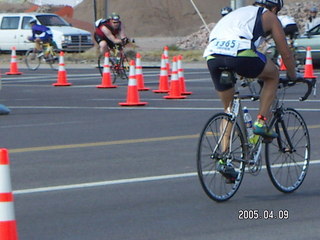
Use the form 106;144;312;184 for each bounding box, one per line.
94;0;108;21
231;0;247;9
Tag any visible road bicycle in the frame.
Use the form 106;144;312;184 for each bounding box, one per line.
264;39;306;69
197;71;315;202
25;42;60;71
97;44;130;83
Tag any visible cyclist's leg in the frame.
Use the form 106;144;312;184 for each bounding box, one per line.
207;56;236;111
233;50;278;138
251;58;279;138
256;58;279;118
34;38;42;51
207;57;236;153
99;40;109;55
94;33;110;56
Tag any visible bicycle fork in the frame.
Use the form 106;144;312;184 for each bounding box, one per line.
272;108;296;153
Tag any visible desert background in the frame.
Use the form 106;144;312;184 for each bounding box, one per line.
0;0;320;52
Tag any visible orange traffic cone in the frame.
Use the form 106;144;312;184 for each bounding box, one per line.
164;56;186;99
135;53;149;91
53;51;72;86
97;52;117;88
0;149;18;240
279;57;287;71
163;46;171;76
177;55;192;95
119;60;148;106
153;54;169;93
303;47;316;79
5;47;22;75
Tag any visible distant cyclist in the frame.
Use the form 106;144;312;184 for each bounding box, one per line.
220;6;233;17
278;15;299;45
28;18;53;52
94;12;129;55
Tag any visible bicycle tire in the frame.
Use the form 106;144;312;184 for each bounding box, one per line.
197;113;246;202
97;54;104;76
265;108;310;193
25;49;41;71
46;49;60;71
110;56;121;83
293;46;306;69
98;53;119;83
118;54;129;81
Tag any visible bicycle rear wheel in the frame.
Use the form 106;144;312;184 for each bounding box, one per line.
46;49;60;71
25;49;41;70
265;108;310;193
197;113;246;202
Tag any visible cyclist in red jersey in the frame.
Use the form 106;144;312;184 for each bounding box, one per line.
94;12;128;55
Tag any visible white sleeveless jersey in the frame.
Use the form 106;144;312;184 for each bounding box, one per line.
204;5;267;58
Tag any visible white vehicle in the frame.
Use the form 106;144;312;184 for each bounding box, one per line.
0;13;94;52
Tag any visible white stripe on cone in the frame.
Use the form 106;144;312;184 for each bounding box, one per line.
0;202;15;221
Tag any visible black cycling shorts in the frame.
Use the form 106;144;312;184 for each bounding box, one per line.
207;49;266;91
94;33;116;49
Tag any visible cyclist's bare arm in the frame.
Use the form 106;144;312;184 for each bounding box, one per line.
262;10;296;80
119;23;127;40
100;25;122;45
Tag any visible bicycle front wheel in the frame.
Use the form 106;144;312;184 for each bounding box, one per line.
265;108;310;193
293;46;306;69
118;54;129;81
197;113;246;202
97;54;104;76
265;46;279;66
25;49;41;70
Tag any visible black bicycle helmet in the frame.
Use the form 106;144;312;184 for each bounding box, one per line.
221;6;233;16
254;0;284;12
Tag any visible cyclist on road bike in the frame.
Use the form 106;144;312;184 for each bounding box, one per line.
278;15;299;46
220;6;233;17
28;18;53;53
203;0;299;140
94;12;129;55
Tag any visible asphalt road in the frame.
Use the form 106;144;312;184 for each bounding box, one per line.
0;64;320;239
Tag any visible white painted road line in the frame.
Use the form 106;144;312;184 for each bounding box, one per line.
13;160;320;195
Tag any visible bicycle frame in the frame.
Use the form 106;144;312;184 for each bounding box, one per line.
42;42;54;55
220;93;262;165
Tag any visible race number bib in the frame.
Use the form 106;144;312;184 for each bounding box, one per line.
210;40;240;56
